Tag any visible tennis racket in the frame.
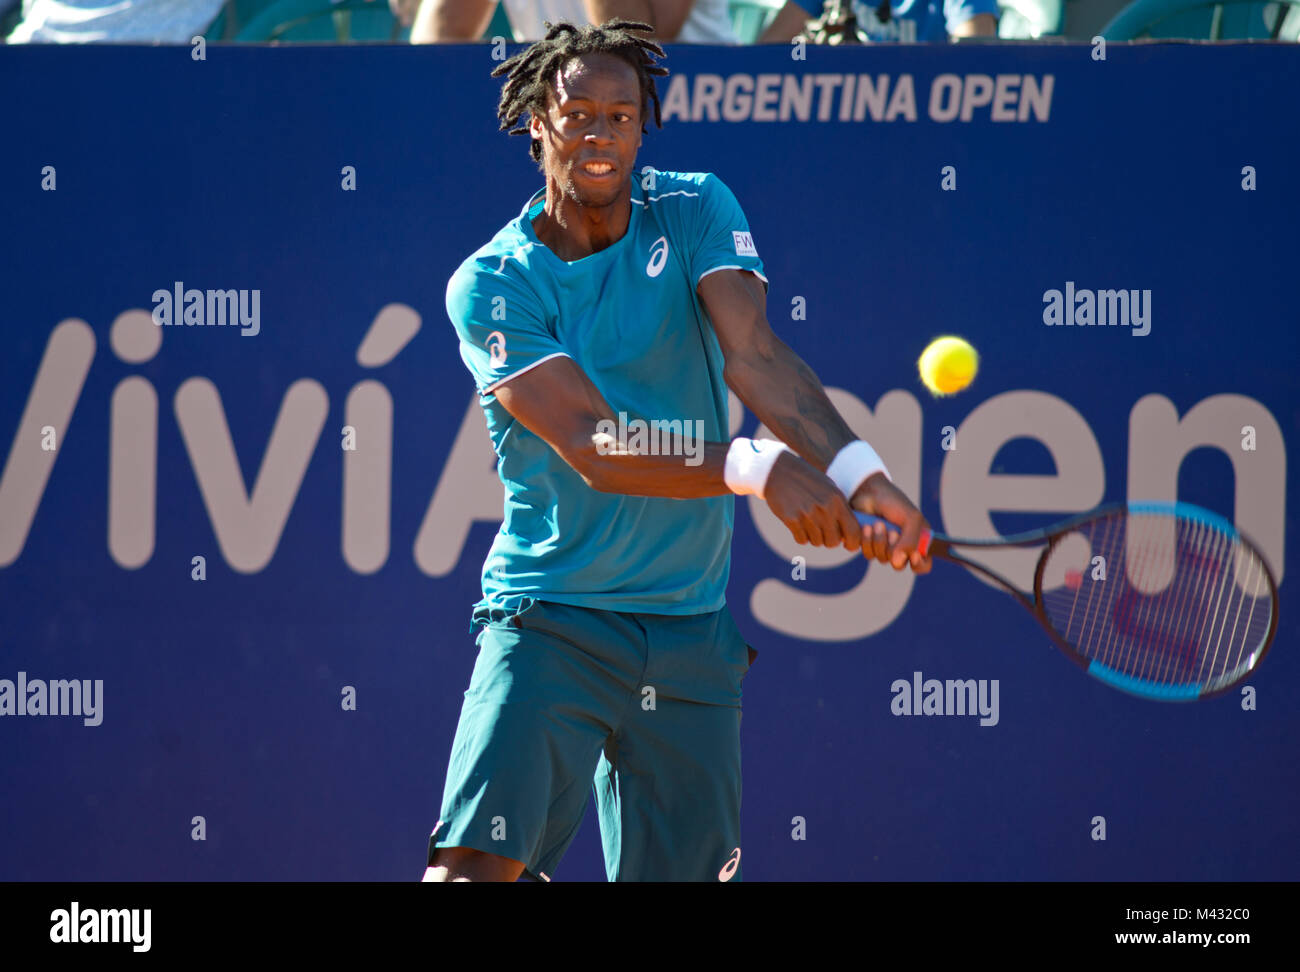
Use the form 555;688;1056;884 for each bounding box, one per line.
856;501;1279;702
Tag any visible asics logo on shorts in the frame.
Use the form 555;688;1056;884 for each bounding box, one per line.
646;236;669;278
718;847;741;882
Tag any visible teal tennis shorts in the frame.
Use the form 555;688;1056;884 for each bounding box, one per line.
428;597;756;882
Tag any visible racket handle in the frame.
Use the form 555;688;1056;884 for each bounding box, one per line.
853;512;933;559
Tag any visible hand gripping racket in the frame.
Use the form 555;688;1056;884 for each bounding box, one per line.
857;501;1279;701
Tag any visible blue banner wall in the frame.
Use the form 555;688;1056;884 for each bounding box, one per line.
1;42;1297;881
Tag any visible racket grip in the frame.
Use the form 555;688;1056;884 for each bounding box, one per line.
853;512;932;559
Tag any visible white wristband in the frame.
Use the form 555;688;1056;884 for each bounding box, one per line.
724;438;790;498
826;440;891;499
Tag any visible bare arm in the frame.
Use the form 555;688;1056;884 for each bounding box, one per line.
409;0;497;42
698;268;854;470
756;1;814;43
490;354;862;548
495;355;729;497
585;0;693;39
950;12;997;37
698;268;931;570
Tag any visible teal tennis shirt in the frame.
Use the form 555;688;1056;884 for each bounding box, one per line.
446;170;768;619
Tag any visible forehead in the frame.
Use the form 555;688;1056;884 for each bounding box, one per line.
547;53;640;105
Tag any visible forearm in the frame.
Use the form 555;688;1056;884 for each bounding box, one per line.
410;0;495;42
580;437;734;497
587;0;691;37
725;340;856;472
757;3;813;43
950;12;997;37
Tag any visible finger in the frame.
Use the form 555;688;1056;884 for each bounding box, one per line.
892;514;922;570
864;520;881;560
834;498;861;553
870;520;891;563
808;504;842;549
819;515;844;549
821;504;851;550
801;513;825;548
787;519;809;545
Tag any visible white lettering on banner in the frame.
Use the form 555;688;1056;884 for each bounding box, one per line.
343;380;393;574
1128;394;1287;594
414;396;503;578
0;320;94;568
660;73;1052;124
0;320;1287;641
175;377;329;573
938;392;1105;593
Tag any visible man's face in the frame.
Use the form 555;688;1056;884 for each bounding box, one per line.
529;52;643;209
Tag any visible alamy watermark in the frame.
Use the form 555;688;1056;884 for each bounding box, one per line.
0;672;103;726
50;902;150;952
891;671;999;726
1042;282;1150;336
594;411;705;466
151;281;260;336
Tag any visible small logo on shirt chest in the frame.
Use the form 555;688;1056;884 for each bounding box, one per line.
645;236;669;278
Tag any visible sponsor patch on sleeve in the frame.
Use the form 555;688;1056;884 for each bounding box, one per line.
732;230;758;257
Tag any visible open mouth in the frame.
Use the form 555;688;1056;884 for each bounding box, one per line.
580;160;616;177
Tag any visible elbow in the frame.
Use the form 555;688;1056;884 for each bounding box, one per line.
722;362;739;398
722;360;754;405
576;463;611;493
567;444;614;493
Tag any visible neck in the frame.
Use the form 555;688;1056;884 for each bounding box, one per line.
533;178;632;261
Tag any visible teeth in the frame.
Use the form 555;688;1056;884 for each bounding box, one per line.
584;163;613;174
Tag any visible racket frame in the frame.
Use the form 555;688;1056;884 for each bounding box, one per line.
903;502;1279;701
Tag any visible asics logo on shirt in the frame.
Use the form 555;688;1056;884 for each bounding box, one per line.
718;847;741;882
646;236;669;278
486;331;507;366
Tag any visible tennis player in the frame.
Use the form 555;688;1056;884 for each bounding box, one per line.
424;19;930;882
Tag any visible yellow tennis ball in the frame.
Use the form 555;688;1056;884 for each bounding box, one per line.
918;336;978;396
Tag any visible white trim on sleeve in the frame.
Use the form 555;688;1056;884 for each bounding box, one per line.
697;265;770;287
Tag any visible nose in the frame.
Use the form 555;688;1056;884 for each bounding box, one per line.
584;114;613;142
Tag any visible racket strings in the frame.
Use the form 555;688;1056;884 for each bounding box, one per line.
1076;509;1118;660
1207;533;1266;686
1039;512;1272;690
1170;522;1222;684
1144;519;1205;684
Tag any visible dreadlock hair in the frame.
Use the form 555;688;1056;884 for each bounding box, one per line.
491;20;669;169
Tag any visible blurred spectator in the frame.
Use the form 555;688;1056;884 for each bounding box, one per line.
5;0;224;41
402;0;737;42
758;0;997;42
